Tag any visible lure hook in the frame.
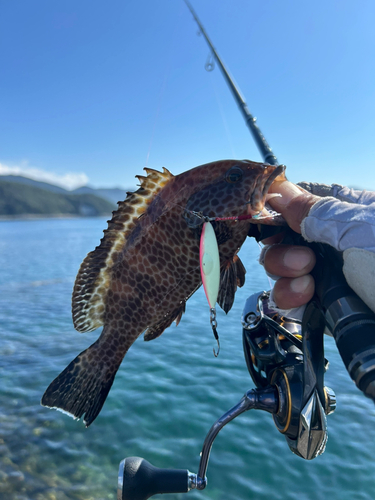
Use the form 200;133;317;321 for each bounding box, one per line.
210;308;220;357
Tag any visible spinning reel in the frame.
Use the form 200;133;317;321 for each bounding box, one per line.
242;290;335;460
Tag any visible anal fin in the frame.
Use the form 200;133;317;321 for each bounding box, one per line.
144;302;186;341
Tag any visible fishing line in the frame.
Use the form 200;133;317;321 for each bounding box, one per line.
188;210;276;223
209;71;237;158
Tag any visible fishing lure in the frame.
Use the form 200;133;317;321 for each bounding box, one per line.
200;221;221;356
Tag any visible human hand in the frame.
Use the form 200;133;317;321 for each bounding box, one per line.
262;181;319;310
262;178;375;314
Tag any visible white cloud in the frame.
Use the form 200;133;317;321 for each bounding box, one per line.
0;161;89;191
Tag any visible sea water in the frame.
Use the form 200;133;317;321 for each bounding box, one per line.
0;218;374;500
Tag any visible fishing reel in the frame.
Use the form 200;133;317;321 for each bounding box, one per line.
242;290;335;460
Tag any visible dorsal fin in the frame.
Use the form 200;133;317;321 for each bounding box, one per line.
72;167;174;333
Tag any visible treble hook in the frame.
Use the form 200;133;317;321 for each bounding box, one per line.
205;53;215;72
210;308;220;357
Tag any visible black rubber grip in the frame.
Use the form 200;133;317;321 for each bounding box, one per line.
119;457;189;500
333;318;375;401
312;243;375;402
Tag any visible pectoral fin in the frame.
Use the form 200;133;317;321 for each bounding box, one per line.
217;255;246;314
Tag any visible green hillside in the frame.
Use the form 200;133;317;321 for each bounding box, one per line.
0;179;116;216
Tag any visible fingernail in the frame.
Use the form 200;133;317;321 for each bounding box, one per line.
290;275;312;294
269;181;302;208
283;247;312;271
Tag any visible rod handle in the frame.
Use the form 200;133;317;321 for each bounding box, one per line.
312;243;375;402
118;457;190;500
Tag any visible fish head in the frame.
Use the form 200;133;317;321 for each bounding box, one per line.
182;159;286;227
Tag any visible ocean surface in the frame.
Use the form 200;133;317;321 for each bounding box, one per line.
1;218;375;500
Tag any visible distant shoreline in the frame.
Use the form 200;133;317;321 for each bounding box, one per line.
0;213;111;222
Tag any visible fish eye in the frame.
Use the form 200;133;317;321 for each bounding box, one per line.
225;166;243;184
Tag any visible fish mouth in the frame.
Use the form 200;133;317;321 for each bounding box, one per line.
248;164;286;216
263;164;285;195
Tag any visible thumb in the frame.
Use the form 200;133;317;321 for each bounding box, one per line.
268;181;319;233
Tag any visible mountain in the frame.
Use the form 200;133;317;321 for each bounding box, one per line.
72;186;129;205
0;175;69;194
0;175;131;204
0;179;116;217
0;175;135;217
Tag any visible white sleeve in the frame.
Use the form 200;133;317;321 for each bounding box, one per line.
301;196;375;252
299;184;375;312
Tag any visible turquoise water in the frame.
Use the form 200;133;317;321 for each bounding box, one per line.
1;218;375;500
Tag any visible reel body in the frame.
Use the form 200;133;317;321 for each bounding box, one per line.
242;291;336;460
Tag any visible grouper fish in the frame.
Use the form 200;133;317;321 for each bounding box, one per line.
42;159;286;426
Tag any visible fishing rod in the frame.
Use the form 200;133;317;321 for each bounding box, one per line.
117;3;375;498
184;0;278;166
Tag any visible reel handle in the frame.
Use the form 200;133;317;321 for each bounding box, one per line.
118;457;192;500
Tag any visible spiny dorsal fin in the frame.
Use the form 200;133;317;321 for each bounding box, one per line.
72;167;174;333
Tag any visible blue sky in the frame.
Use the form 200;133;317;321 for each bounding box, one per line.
1;0;374;190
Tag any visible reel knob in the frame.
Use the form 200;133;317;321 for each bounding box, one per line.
324;386;337;415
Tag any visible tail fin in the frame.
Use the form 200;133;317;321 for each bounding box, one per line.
41;342;119;427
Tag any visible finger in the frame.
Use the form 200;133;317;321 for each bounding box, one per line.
272;275;315;309
268;181;319;233
264;245;316;278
